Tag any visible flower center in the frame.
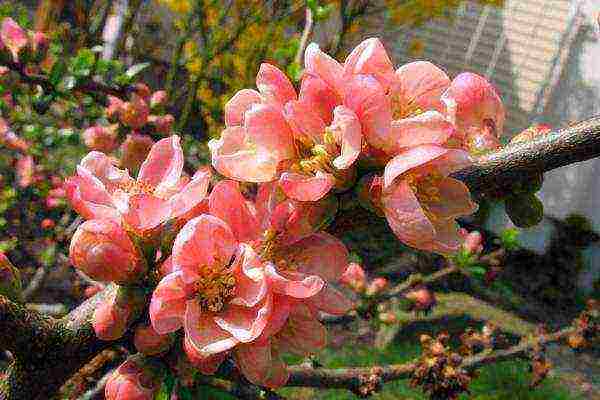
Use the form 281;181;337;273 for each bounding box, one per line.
194;265;236;313
407;173;443;220
118;180;156;196
391;94;422;120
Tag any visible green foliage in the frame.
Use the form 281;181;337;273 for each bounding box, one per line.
500;228;521;251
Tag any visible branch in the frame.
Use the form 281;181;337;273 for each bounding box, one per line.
0;285;135;400
453;116;600;197
294;7;313;66
4;60;134;100
285;327;575;392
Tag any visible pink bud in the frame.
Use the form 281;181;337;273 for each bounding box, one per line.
366;277;388;296
69;219;146;284
0;252;22;302
48;187;66;198
134;323;174;355
82;125;118;153
45;197;62;209
16;155;34;188
463;230;483;255
150;91;167;108
135;83;152;101
105;355;164;400
1;18;28;62
378;311;397;324
340;262;367;292
120;94;149;129
119;134;154;173
0;129;29;153
405;286;436;313
93;286;145;341
41;218;55;230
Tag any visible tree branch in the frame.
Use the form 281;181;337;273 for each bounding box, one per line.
452;116;600;197
294;7;313;66
285;327;575;392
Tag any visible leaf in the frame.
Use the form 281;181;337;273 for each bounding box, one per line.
467;265;487;277
505;194;544;228
49;60;67;86
500;228;521;250
125;62;151;79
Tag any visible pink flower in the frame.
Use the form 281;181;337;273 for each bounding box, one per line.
365;277;388;296
66;136;210;236
82;124;118;153
93;287;145;341
304;40;453;157
211;63;362;201
441;72;505;153
150;91;168;108
381;145;478;254
150;180;352;387
340;262;367;292
69;219;146;284
463;230;483;255
134;323;174;355
105;355;164;400
0;18;28;62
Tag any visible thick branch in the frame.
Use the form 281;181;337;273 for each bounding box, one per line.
453;116;600;197
285;327;575;391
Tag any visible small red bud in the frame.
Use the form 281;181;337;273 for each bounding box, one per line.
405;286;436;313
340;262;367;292
40;218;55;230
120;94;150;129
463;230;483;255
150;91;167;108
134;323;174;355
105;355;164;400
93;286;145;341
82;125;118;153
366;277;388;296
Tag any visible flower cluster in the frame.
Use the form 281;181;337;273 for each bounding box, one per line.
210;38;505;254
66;135;353;391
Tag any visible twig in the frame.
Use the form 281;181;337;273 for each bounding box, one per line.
21;266;47;301
101;0;129;60
26;303;68;317
78;369;113;400
285;326;575;391
294;7;314;65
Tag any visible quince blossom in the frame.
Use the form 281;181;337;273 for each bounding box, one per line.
150;180;352;387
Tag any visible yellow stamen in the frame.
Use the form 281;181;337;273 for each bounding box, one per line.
194;264;236;313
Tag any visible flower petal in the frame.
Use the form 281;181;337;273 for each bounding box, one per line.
265;263;324;298
304;43;344;97
149;271;188;335
393;61;450;113
344;38;395;91
183;337;228;374
244;103;296;160
172;215;238;282
209;180;261;243
382;179;435;246
424;177;478;219
276;303;327;355
298;74;341;125
291;232;349;283
330;106;362;170
225;89;261;127
138;136;184;196
391;111;454;150
256;63;297;106
230;244;268;307
121;194;171;233
383;145;449;189
79;151;132;193
279;171;335;202
235;340;290;388
307;285;353;316
214;295;272;343
283;100;326;146
65;175;120;221
169;168;211;219
184;301;239;356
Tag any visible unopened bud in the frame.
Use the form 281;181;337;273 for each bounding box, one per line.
105;354;165;400
405;286;436;313
365;277;388;296
93;286;145;341
463;231;483;255
120;94;149;129
150;91;167;108
148;114;174;135
378;311;397;324
41;218;55;230
29;31;48;61
106;96;124;119
0;252;22;302
134;323;174;355
69;219;146;284
340;262;367;292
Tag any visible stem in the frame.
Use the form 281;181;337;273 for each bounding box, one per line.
294;7;314;66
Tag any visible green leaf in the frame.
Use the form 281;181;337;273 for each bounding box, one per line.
49;60;67;86
69;49;96;78
468;265;487;277
125;62;151;79
500;228;521;250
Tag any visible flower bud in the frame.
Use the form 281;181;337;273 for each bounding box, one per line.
378;311;397;324
463;231;483;255
149;114;174;135
16;155;34;188
340;262;367;292
41;218;55;230
134;323;174;355
0;252;22;302
93;286;145;341
29;31;49;61
365;277;388;296
82;125;118;153
405;286;436;313
150;91;167;108
84;283;105;298
107;96;125;119
119;134;154;173
69;219;146;284
0;18;28;62
105;354;165;400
